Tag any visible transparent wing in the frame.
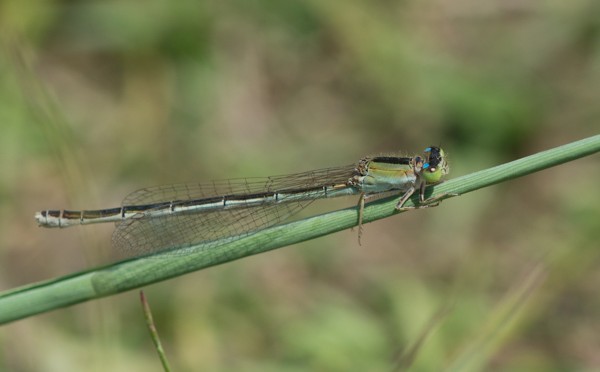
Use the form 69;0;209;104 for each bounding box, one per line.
112;165;357;258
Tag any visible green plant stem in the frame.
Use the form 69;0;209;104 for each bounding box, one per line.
140;291;172;372
0;135;598;325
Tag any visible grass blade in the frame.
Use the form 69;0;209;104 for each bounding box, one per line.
0;135;598;325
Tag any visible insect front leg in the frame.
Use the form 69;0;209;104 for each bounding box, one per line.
396;181;457;211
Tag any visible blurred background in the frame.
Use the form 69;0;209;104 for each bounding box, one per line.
0;0;599;371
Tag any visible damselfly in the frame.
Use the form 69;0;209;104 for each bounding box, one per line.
35;147;451;257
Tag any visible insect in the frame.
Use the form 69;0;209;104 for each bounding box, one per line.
35;147;451;257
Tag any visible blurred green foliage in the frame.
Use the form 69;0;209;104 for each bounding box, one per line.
0;0;599;371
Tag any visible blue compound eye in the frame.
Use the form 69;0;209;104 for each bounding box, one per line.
423;162;430;169
425;147;431;152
